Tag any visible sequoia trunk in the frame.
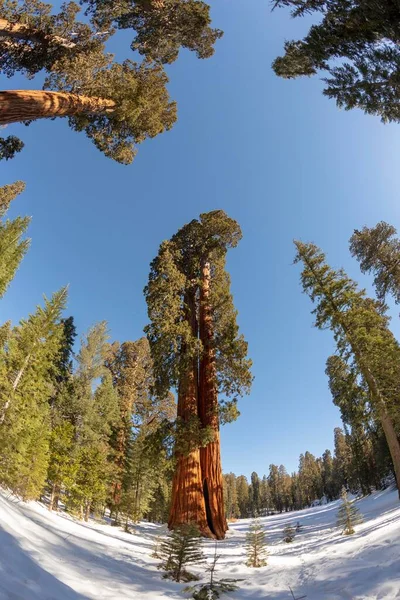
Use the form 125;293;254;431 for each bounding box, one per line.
198;260;228;540
0;90;115;125
168;290;212;537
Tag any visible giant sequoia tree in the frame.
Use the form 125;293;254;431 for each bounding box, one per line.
145;210;252;539
272;0;400;123
0;0;221;163
295;241;400;498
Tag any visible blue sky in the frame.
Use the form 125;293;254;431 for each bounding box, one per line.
1;0;400;478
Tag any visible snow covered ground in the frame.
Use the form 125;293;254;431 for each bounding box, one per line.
1;487;400;600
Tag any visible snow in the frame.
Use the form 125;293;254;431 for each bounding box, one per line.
1;487;400;599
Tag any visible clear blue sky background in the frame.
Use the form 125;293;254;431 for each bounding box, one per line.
1;0;400;478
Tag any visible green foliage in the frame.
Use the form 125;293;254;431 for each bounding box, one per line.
0;181;30;299
0;136;24;161
282;523;295;543
185;542;240;599
159;524;204;582
85;0;223;65
272;0;400;122
350;222;400;304
245;518;268;567
337;487;363;535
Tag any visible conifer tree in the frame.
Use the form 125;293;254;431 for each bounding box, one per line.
294;241;400;499
145;210;252;539
337;487;363;535
350;222;400;304
0;181;30;299
282;523;296;543
236;475;250;518
272;0;400;123
245;518;268;567
0;0;221;163
159;524;204;582
0;288;67;499
186;542;240;599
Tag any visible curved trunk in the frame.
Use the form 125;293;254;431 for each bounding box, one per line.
0;90;116;125
198;260;227;540
168;290;212;537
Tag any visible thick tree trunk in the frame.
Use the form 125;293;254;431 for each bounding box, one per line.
0;18;76;48
49;483;60;511
379;410;400;499
168;291;212;537
0;90;115;126
198;260;228;540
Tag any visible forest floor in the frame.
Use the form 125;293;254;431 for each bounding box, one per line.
0;487;400;600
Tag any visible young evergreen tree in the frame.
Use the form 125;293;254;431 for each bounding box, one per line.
282;523;296;543
337;487;363;535
350;222;400;304
0;181;30;299
272;0;400;123
294;241;400;499
159;524;205;582
186;542;240;599
145;210;252;539
245;518;268;567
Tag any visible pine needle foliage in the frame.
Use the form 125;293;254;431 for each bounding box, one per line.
158;524;204;582
186;542;240;599
337;487;363;535
245;518;268;567
283;524;296;543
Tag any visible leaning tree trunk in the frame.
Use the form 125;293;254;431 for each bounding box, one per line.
168;291;213;537
198;260;228;540
0;90;115;125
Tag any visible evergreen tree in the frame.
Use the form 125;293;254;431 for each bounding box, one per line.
294;241;400;499
0;181;30;299
337;487;363;535
159;524;204;582
272;0;400;122
0;288;67;499
0;136;24;161
282;523;296;543
236;475;250;518
145;210;252;539
186;542;240;599
223;473;240;520
250;471;261;516
245;518;268;567
0;0;221;162
350;222;400;304
260;475;271;515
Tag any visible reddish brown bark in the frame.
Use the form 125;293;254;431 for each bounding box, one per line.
198;260;228;539
0;18;76;48
0;90;115;126
168;291;213;537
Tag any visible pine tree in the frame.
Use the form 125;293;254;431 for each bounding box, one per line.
236;475;250;518
186;542;240;599
272;0;400;123
159;524;205;582
145;210;252;539
245;518;268;567
350;222;400;304
337;487;363;535
294;241;400;499
0;181;30;299
0;288;67;499
282;523;296;543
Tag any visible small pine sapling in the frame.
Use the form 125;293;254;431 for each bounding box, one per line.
245;518;268;567
185;543;241;599
158;524;204;582
337;487;363;535
283;524;296;543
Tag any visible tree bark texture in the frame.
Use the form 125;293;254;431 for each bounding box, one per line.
0;18;76;48
168;290;213;537
199;260;228;539
0;90;115;126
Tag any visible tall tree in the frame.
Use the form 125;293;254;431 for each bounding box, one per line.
350;222;400;304
272;0;400;123
0;0;221;163
145;210;252;539
294;241;400;498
